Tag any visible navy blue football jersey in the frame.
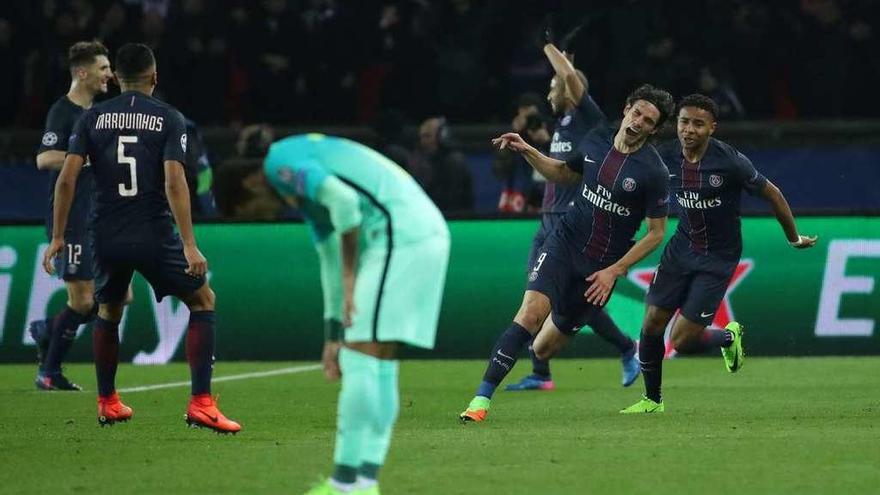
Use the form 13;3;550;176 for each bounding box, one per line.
39;96;94;236
68;91;187;240
658;137;767;259
543;93;606;213
561;127;670;264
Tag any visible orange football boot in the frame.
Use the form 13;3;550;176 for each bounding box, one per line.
185;394;241;434
97;392;133;426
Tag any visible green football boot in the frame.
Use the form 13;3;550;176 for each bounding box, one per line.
459;396;491;422
619;396;665;414
721;321;745;373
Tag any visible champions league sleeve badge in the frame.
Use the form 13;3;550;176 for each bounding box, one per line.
42;132;58;147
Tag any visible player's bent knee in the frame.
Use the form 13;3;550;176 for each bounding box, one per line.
643;306;672;335
513;293;550;333
98;304;124;322
183;283;215;312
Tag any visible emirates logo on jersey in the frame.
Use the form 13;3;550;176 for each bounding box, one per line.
709;174;723;187
622;177;637;192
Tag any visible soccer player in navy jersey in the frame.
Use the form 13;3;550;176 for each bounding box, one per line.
461;84;674;422
43;43;240;433
505;41;640;392
29;41;112;391
620;94;817;413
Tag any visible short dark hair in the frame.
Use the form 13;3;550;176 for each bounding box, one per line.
115;43;156;80
677;93;719;120
625;84;675;127
68;41;108;71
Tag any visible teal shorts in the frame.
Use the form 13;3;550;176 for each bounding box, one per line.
346;234;450;349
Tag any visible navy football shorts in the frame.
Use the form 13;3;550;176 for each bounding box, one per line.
94;232;205;304
526;233;613;335
526;213;564;274
646;239;737;327
52;233;95;282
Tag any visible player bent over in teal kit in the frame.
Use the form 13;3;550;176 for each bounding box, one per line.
263;134;450;495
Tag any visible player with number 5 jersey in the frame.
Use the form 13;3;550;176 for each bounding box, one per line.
44;43;240;433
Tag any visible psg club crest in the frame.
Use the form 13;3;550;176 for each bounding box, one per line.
42;132;58;147
560;115;572;126
709;174;723;187
622;177;636;192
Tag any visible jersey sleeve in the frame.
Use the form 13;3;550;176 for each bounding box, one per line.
315;175;362;232
265;151;332;203
732;150;767;196
66;111;93;158
163;111;187;164
564;154;585;174
575;93;606;130
38;103;74;153
645;162;670;218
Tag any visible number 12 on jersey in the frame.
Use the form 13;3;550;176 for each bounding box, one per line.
117;135;138;197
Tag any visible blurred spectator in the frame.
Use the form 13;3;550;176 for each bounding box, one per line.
409;117;473;213
0;1;878;125
371;109;412;171
495;93;548;213
697;66;745;120
214;124;283;220
497;112;549;213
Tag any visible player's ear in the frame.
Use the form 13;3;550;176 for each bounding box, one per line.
622;104;631;117
709;121;717;136
112;72;120;87
151;71;158;88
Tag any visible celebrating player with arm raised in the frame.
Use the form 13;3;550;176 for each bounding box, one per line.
505;33;641;393
460;83;674;422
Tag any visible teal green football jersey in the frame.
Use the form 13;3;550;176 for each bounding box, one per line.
264;133;446;246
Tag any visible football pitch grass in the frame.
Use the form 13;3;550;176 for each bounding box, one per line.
1;357;877;494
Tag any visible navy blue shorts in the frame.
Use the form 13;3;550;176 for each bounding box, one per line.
526;213;564;274
526;232;612;334
93;232;205;304
53;234;95;281
646;238;737;327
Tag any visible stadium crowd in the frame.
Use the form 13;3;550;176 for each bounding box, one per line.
1;0;878;129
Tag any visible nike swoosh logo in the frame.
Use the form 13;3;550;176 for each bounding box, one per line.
583;156;596;163
496;350;513;360
700;312;714;318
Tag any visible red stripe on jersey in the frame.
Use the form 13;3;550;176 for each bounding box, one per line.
585;149;627;261
682;159;709;254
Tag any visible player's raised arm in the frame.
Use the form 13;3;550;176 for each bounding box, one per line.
543;42;585;104
42;153;85;274
492;133;580;185
759;180;817;248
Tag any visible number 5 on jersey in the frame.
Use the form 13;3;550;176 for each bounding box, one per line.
117;135;138;196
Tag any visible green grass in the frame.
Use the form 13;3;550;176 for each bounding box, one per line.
1;357;878;494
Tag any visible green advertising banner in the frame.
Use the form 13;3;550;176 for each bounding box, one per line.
0;217;878;363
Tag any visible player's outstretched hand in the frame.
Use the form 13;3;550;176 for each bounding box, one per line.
791;235;818;249
322;341;342;381
584;267;617;306
183;244;208;276
42;238;65;275
492;133;529;153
